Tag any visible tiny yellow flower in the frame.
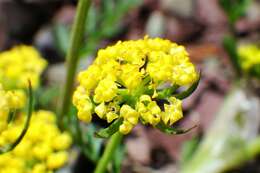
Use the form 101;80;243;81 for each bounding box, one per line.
238;44;260;72
46;151;69;170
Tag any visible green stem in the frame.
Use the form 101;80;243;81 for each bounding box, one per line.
94;132;123;173
58;0;91;129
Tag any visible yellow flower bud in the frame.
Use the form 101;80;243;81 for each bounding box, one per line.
120;105;139;125
95;102;107;119
119;121;134;134
106;112;119;123
94;75;118;103
161;97;183;125
52;132;72;150
46;151;68;170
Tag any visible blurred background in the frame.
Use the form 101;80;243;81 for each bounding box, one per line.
0;0;260;173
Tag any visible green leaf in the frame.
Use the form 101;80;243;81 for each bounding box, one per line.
180;137;200;165
95;118;123;138
0;81;33;154
157;85;179;99
35;85;60;110
156;122;197;135
174;72;201;100
249;64;260;79
53;24;70;56
112;145;125;173
223;35;241;75
219;0;251;24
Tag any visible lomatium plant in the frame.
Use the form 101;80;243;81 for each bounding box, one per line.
73;37;199;172
0;46;72;172
73;37;199;134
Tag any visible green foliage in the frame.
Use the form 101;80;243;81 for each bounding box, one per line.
249;64;260;79
35;85;60;111
82;125;103;162
219;0;251;24
156;122;197;135
223;35;242;76
53;0;142;58
53;24;70;56
111;145;125;173
157;73;201;100
180;137;200;166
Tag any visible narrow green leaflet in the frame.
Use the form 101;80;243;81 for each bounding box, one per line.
157;84;179;99
223;36;241;76
0;81;33;154
112;145;125;173
156;122;197;135
95;118;123;138
174;72;201;100
7;110;16;124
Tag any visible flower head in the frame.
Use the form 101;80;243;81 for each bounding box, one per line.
0;45;47;89
73;37;198;134
0;110;72;172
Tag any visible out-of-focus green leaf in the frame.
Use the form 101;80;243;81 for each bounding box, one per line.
112;145;125;173
53;24;70;55
83;125;103;162
156;122;197;135
180;137;200;166
35;85;60;110
249;64;260;79
219;0;251;24
95;119;123;138
223;35;241;76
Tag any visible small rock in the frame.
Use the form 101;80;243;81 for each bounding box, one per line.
161;0;194;17
145;11;166;37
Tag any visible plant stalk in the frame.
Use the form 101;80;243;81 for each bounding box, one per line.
94;132;123;173
58;0;91;129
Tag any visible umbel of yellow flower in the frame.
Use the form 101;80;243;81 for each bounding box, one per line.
0;45;47;89
238;44;260;77
0;110;72;173
73;37;199;135
0;83;25;134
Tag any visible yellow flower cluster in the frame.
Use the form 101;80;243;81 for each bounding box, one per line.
0;110;72;173
0;45;47;89
238;44;260;71
0;84;25;133
73;37;198;134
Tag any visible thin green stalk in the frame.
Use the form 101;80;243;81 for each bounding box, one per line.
58;0;91;129
94;132;123;173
